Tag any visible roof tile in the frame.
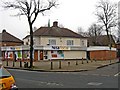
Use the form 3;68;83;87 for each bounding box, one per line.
0;30;23;43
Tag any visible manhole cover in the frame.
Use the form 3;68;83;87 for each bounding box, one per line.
88;82;103;86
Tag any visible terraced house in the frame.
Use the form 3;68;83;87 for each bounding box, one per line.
0;29;23;46
1;21;87;61
0;30;23;60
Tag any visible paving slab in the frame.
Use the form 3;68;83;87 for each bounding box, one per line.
1;59;119;72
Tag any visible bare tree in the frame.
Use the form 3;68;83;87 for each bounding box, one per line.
88;23;103;37
77;24;103;38
95;0;117;43
87;23;103;46
118;1;120;39
118;22;120;36
2;0;58;68
77;27;84;34
117;21;120;43
77;27;88;37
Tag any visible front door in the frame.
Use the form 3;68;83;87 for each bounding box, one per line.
40;51;43;60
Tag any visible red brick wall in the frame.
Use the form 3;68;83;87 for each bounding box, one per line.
90;50;117;60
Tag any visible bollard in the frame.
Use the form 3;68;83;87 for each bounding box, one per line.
110;59;111;64
51;62;53;70
68;62;70;66
24;62;28;68
76;61;78;65
24;62;26;68
20;60;22;67
6;59;8;66
13;60;15;67
86;59;88;63
26;62;28;68
82;58;84;64
59;61;61;69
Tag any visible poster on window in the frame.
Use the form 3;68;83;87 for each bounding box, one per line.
5;51;8;59
7;52;13;59
15;51;22;60
51;50;64;59
23;51;30;59
23;51;34;59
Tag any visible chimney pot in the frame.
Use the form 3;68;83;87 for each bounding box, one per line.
53;21;58;27
2;29;6;33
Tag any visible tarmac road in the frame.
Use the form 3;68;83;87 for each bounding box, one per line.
7;63;119;89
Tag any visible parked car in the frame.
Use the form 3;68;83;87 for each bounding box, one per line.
0;65;18;90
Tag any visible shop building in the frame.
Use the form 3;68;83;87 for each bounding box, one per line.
1;45;87;61
1;21;87;61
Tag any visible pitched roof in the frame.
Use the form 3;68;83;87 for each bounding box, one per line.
88;35;115;46
0;30;23;43
24;21;85;39
33;27;84;38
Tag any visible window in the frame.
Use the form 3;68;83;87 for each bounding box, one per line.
67;40;74;46
49;39;56;45
81;40;85;46
26;42;29;45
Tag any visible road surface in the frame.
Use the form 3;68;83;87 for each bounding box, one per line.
8;63;119;89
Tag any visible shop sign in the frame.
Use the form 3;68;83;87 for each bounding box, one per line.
2;46;22;51
15;47;22;50
52;46;59;50
59;46;70;50
52;46;70;50
8;47;15;51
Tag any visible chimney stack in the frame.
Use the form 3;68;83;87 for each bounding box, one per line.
2;29;6;33
53;21;58;27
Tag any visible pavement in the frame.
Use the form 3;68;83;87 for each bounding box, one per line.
2;59;119;72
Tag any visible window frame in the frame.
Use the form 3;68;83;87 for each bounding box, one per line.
67;40;74;46
49;39;56;45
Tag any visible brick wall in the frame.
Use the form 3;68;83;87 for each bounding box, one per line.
90;50;117;60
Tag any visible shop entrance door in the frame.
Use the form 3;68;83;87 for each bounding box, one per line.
40;51;43;60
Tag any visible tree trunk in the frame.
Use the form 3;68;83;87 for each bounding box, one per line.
29;22;33;68
105;24;110;45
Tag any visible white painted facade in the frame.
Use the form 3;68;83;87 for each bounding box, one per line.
23;36;87;47
22;35;88;60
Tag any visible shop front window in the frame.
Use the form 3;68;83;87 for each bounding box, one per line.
44;51;48;59
51;50;64;59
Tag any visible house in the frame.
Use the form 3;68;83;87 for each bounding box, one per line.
0;29;23;46
23;21;87;46
1;21;88;61
23;21;87;61
0;29;23;60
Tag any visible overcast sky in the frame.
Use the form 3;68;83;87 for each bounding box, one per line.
0;0;119;39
